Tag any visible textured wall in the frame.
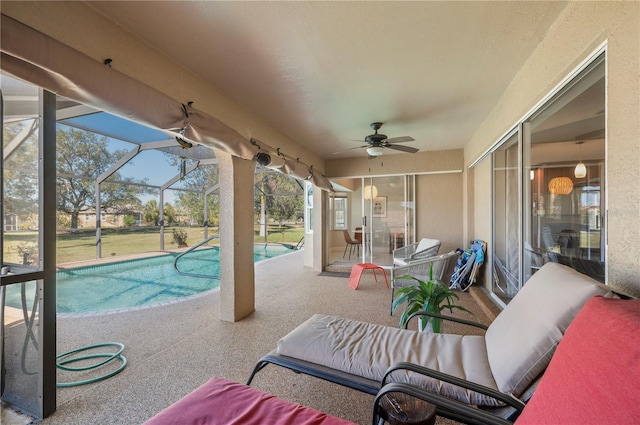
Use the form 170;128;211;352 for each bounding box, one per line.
465;2;640;297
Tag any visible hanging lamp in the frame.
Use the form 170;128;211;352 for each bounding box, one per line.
574;141;587;178
548;176;573;195
363;185;378;200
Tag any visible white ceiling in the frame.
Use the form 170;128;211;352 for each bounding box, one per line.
86;1;569;160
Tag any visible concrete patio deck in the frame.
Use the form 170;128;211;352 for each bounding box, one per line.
2;249;499;424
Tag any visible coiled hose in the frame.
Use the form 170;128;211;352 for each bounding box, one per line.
56;342;127;387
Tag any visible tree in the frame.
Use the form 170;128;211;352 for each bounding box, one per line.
164;204;177;226
172;160;219;226
254;171;303;227
143;200;160;225
123;215;137;227
143;199;177;226
3;120;39;220
56;127;148;229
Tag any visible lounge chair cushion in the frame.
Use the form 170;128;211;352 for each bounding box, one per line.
485;262;615;398
143;377;356;425
277;314;501;406
515;296;640;425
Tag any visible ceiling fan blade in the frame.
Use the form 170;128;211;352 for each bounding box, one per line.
386;144;419;153
385;136;415;144
332;145;368;155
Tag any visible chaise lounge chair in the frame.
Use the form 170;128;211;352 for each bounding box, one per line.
372;295;640;425
247;263;615;423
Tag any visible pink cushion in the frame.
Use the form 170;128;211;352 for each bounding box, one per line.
515;296;640;425
143;377;355;425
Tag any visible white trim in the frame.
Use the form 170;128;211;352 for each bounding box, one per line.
469;41;608;169
334;169;463;180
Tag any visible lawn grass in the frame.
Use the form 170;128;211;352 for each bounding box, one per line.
3;224;304;265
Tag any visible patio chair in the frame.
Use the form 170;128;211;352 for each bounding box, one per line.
393;238;441;267
247;263;615;424
342;229;362;260
389;250;460;314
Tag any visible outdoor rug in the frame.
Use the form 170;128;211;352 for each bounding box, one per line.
317;271;351;278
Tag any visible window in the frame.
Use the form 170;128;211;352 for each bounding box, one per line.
332;195;348;230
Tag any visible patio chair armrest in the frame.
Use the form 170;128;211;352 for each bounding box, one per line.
381;362;526;411
372;382;515;425
405;311;488;331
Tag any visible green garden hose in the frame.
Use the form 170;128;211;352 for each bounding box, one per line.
56;342;127;387
12;282;127;387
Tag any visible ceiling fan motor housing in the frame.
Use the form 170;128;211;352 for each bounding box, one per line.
366;122;387;145
365;133;388;145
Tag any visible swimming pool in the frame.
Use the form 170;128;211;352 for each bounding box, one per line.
4;244;294;314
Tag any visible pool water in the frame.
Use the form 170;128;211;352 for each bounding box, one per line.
5;244;293;314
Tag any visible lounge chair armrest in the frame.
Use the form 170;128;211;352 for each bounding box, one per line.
405;311;488;331
382;362;526;411
372;382;514;425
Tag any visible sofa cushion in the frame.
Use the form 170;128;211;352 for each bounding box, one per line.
515;296;640;425
143;377;356;425
277;314;500;406
485;262;614;398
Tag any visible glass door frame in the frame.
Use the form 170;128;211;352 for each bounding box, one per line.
1;80;57;419
360;175;415;266
488;47;606;306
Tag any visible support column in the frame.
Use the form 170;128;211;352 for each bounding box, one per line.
304;184;326;272
216;150;255;322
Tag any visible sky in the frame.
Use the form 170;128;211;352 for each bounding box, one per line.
58;113;202;205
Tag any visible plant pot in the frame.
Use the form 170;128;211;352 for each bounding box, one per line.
418;317;436;333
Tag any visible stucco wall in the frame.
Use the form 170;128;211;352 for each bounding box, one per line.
415;172;464;253
465;1;640;297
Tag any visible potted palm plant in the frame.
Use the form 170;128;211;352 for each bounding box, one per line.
391;264;472;333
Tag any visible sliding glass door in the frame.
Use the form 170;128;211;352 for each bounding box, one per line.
492;131;521;302
491;51;606;304
362;175;414;266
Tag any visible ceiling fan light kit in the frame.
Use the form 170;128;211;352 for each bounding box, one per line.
367;146;385;156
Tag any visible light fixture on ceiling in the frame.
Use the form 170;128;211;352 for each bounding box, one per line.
548;176;573;195
364;184;378;200
574;141;587;178
367;146;385;157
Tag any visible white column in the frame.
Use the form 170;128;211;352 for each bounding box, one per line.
216;150;256;322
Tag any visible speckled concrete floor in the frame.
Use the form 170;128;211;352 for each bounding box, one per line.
9;250;498;424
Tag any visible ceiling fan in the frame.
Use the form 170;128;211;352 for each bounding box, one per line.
333;122;418;157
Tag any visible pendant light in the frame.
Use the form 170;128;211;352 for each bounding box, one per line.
548;176;573;195
574;141;587;178
364;184;378;200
